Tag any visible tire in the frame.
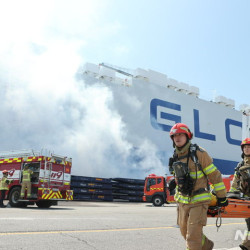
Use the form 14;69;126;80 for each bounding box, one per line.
8;187;27;207
36;200;53;208
152;195;164;206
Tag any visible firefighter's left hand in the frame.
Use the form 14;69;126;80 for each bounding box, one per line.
217;197;228;207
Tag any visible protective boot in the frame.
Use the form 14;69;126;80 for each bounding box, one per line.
202;236;214;250
240;238;250;250
239;245;249;250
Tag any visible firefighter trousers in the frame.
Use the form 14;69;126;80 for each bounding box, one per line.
177;202;214;250
21;181;31;198
240;218;250;250
0;190;6;207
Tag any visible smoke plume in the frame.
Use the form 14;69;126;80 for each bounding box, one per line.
0;0;166;178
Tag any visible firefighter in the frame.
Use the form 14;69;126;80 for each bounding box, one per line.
0;170;13;207
20;163;34;199
229;138;250;250
169;123;228;250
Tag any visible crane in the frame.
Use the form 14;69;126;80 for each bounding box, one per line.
99;62;134;77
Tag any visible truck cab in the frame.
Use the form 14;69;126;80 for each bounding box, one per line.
0;150;73;208
143;174;167;206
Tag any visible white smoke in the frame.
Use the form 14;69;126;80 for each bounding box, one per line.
0;0;166;178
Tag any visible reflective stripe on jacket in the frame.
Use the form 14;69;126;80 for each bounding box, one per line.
229;156;250;197
174;187;212;204
0;177;11;190
174;145;227;204
22;170;33;182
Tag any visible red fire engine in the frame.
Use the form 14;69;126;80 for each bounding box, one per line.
0;150;73;208
143;173;234;206
142;174;174;206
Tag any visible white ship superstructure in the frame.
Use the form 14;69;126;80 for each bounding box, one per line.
81;62;249;175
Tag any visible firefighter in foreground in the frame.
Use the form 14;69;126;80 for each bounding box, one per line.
0;170;13;207
169;123;228;250
229;138;250;250
20;164;34;199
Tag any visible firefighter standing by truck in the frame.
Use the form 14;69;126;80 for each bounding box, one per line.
0;170;13;207
168;123;228;250
20;164;34;199
229;138;250;250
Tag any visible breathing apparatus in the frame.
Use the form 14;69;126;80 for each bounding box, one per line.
172;159;194;196
169;123;196;196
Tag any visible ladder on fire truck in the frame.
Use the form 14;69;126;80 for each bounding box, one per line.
0;149;71;162
0;149;41;159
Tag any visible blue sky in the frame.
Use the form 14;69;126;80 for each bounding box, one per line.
81;0;250;108
1;0;249;109
0;0;249;176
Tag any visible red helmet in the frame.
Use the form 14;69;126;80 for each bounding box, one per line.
2;170;8;175
170;123;193;140
241;138;250;150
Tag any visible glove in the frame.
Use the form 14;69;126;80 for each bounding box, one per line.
168;179;176;191
217;197;228;207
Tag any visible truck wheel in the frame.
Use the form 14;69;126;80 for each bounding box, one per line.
8;187;27;207
152;196;164;206
36;200;53;208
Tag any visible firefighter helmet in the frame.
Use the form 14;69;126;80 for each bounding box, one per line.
24;163;30;169
2;170;8;175
241;138;250;150
169;123;193;140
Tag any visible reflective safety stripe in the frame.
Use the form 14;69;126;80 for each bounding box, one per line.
174;191;211;204
202;234;206;246
150;188;164;190
213;182;226;191
0;158;22;164
23;170;31;182
190;171;204;179
229;186;238;192
203;164;217;175
0;177;10;190
42;189;63;199
66;190;73;200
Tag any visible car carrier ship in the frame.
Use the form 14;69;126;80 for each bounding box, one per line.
80;62;250;175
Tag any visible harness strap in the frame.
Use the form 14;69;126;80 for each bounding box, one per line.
190;144;210;192
235;161;244;177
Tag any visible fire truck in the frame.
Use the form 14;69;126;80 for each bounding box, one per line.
143;174;233;206
0;150;73;208
142;174;174;206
